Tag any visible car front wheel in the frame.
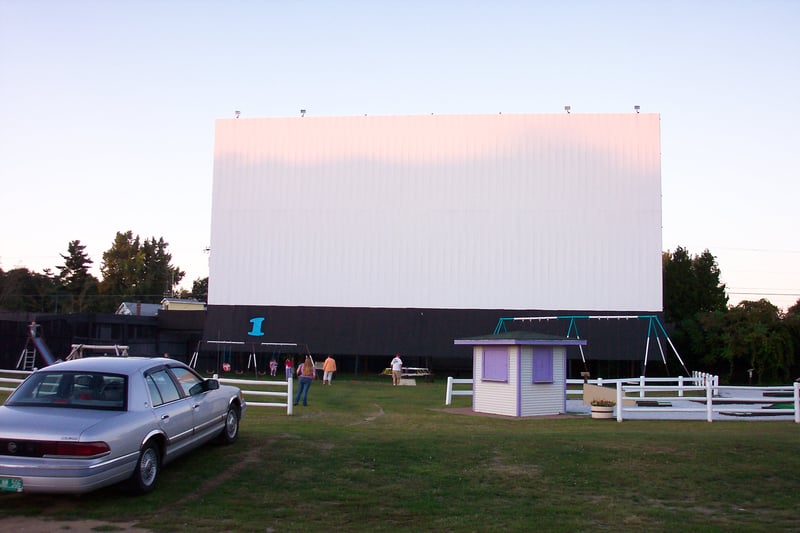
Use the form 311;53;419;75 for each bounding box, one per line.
125;440;160;494
217;406;240;444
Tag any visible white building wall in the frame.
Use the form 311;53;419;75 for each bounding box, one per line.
519;346;567;416
210;113;662;311
473;346;518;417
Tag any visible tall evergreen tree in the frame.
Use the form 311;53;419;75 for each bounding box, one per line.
56;240;99;312
139;237;185;298
692;250;729;313
99;231;145;301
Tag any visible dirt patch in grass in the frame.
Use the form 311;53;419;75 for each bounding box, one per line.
0;517;153;532
349;403;385;424
172;446;262;506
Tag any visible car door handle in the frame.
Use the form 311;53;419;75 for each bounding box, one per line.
193;404;200;410
161;414;170;420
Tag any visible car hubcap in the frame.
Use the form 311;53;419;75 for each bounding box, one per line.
140;448;157;485
226;410;238;438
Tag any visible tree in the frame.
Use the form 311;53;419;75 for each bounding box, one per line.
56;240;99;312
662;247;694;325
691;250;729;313
696;299;794;384
783;298;800;379
99;231;144;300
191;277;208;302
0;267;58;312
138;237;185;299
662;247;728;371
663;247;727;324
99;231;185;307
787;298;800;316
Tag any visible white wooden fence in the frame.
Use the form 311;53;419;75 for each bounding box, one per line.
0;369;296;416
445;377;474;405
445;372;799;423
615;380;800;423
445;372;718;405
216;375;294;415
0;369;29;393
566;372;719;398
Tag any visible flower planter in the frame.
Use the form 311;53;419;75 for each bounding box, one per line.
591;405;615;419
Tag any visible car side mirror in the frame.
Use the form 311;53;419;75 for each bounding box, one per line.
189;379;219;396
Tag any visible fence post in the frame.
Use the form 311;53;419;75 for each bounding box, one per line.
616;381;623;422
446;376;453;406
639;375;645;398
794;382;799;424
678;375;684;397
706;379;713;422
287;378;294;416
597;377;603;387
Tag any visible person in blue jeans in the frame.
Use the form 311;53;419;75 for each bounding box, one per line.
294;355;316;406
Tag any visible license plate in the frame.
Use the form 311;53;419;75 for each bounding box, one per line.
0;476;23;492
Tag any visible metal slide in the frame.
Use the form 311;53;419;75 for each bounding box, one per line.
28;322;57;366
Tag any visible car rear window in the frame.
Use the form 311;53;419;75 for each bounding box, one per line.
6;371;127;411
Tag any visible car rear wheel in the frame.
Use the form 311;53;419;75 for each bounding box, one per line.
125;440;160;494
217;406;240;444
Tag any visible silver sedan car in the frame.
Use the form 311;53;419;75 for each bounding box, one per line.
0;357;245;494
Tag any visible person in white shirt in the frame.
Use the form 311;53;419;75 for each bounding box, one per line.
390;354;403;386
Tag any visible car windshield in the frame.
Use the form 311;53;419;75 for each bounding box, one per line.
5;370;127;411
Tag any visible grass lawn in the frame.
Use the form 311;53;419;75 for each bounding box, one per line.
1;375;799;532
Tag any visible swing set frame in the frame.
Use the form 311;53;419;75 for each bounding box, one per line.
189;340;312;376
493;314;689;376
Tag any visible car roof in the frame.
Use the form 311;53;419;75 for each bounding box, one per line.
39;357;184;374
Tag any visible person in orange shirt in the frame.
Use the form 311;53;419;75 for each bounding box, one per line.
322;355;337;385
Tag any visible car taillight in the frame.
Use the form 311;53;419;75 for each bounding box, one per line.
39;441;111;457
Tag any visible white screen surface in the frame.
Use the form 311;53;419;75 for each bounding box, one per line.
209;113;662;311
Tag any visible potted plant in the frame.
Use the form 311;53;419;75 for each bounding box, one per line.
590;399;616;419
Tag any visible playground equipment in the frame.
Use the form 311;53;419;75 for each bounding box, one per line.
17;322;57;370
189;340;312;376
493;314;690;376
17;322;130;370
65;344;129;360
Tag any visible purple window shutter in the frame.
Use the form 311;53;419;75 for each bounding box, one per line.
483;347;508;382
532;347;553;383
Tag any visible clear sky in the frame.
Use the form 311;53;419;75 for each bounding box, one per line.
1;0;798;310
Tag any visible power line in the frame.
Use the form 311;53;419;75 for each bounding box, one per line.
727;286;800;292
712;246;800;254
727;291;800;297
